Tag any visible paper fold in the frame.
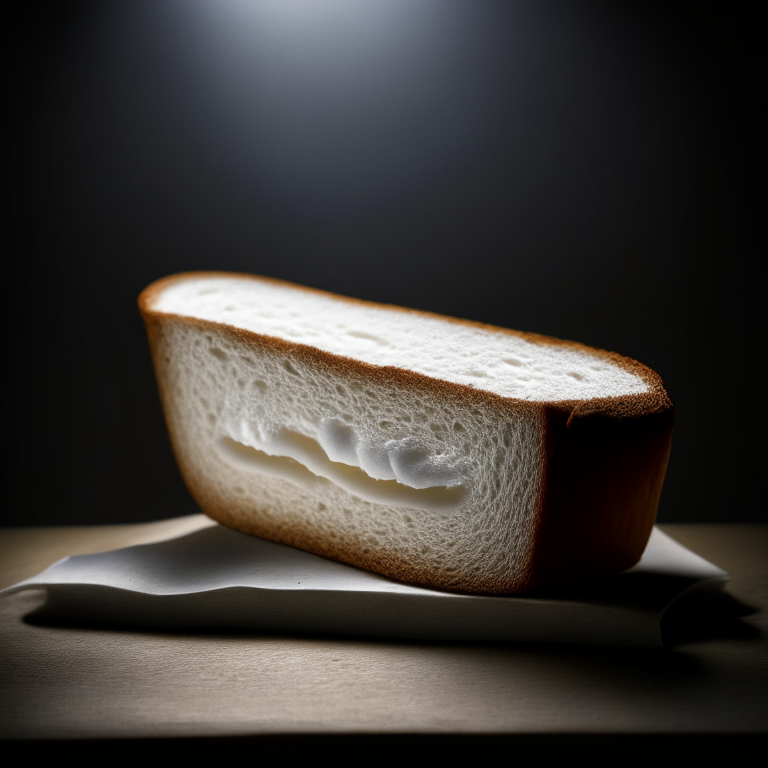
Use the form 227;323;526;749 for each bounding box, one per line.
3;524;728;647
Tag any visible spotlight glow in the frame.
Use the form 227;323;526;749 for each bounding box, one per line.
159;0;488;210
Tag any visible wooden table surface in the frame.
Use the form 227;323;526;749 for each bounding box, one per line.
1;519;766;751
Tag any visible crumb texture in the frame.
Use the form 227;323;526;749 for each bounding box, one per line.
152;318;542;592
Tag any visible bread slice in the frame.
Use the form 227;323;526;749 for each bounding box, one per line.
139;272;674;594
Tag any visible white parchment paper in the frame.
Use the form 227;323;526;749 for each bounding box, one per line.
2;524;728;646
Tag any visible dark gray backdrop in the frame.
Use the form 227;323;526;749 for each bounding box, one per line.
9;1;758;526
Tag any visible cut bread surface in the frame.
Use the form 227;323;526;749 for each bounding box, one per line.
140;272;673;594
150;274;649;402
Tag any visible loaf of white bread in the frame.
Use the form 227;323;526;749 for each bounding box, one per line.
139;272;674;594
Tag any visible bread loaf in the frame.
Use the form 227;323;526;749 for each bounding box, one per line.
139;272;674;594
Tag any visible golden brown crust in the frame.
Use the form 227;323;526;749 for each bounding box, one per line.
520;403;674;593
139;271;674;594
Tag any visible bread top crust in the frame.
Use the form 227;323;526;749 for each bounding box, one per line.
139;271;672;422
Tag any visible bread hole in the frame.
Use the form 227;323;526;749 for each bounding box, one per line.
379;420;392;430
453;422;466;432
237;379;245;389
198;288;218;296
283;360;301;377
429;423;444;433
253;380;267;393
318;503;327;512
336;385;347;396
568;372;584;381
503;357;524;367
225;305;236;311
208;413;217;425
233;486;245;494
346;330;389;346
343;508;353;516
221;433;467;512
209;347;227;361
468;370;489;378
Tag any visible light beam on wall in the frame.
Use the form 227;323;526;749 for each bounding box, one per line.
158;0;492;212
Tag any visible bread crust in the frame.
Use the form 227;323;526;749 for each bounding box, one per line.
139;272;674;594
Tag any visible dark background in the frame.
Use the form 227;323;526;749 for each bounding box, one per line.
9;0;759;526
